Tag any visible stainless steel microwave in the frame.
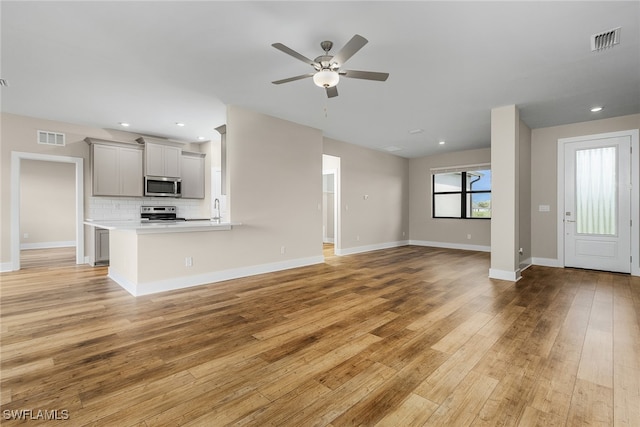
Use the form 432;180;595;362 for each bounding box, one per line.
144;176;182;197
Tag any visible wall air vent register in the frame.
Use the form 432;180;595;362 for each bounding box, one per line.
591;27;621;52
37;130;65;147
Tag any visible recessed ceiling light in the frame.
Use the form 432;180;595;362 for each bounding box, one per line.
176;122;185;127
590;106;603;112
385;146;402;152
119;122;130;127
438;140;446;145
408;128;424;135
197;136;206;140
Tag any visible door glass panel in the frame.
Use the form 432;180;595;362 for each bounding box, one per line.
575;146;616;235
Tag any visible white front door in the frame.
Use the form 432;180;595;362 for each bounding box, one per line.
563;135;631;273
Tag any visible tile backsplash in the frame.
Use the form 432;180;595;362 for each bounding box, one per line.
88;197;209;220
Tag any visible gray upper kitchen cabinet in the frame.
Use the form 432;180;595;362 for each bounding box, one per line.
181;151;206;199
86;138;143;197
144;141;181;178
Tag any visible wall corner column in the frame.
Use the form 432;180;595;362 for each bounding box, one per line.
490;105;521;281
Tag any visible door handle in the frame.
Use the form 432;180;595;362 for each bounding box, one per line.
566;220;576;223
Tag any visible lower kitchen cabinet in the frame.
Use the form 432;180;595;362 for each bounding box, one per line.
95;228;109;265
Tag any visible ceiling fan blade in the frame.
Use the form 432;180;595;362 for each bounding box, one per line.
272;73;315;85
271;43;317;67
331;34;368;67
326;86;338;98
341;69;389;81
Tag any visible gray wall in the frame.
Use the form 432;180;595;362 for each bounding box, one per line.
519;120;532;264
409;147;491;248
20;159;76;248
323;137;409;253
531;113;640;261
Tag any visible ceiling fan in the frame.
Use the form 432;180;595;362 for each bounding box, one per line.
271;34;389;98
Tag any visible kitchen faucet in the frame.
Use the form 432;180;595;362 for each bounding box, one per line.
213;198;221;221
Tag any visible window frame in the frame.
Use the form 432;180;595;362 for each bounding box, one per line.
432;169;491;220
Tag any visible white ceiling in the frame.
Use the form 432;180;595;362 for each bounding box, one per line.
2;1;639;158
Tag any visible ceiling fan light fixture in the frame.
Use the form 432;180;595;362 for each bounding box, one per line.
313;70;339;88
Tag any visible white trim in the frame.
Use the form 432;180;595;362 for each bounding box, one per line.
489;268;522;282
632;130;640;276
21;241;75;250
335;241;409;256
107;269;138;296
520;258;533;273
0;262;13;273
519;257;533;270
109;256;325;297
531;257;562;268
11;152;84;271
557;129;639;276
430;162;491;173
409;240;491;253
322;155;341;255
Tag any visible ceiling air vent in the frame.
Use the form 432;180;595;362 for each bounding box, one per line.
591;27;621;52
38;130;65;147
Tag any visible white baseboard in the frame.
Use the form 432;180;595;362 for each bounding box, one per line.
107;269;138;296
323;238;335;244
0;262;14;272
20;241;75;250
335;240;409;256
409;240;491;253
109;255;325;297
489;268;522;282
519;257;533;271
531;257;562;268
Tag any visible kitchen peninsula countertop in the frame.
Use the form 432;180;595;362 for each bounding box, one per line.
85;219;240;234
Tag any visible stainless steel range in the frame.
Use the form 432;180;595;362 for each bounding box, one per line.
140;206;185;223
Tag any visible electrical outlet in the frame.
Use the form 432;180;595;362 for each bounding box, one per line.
467;234;472;240
185;257;193;267
280;246;286;254
23;233;29;239
356;235;360;241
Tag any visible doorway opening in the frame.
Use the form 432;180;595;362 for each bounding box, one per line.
19;159;76;269
322;154;340;257
10;152;84;271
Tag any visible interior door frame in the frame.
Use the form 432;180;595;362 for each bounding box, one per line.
10;151;85;271
322;154;341;255
556;129;639;276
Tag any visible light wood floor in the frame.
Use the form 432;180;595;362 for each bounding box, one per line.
19;247;77;270
1;246;639;426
